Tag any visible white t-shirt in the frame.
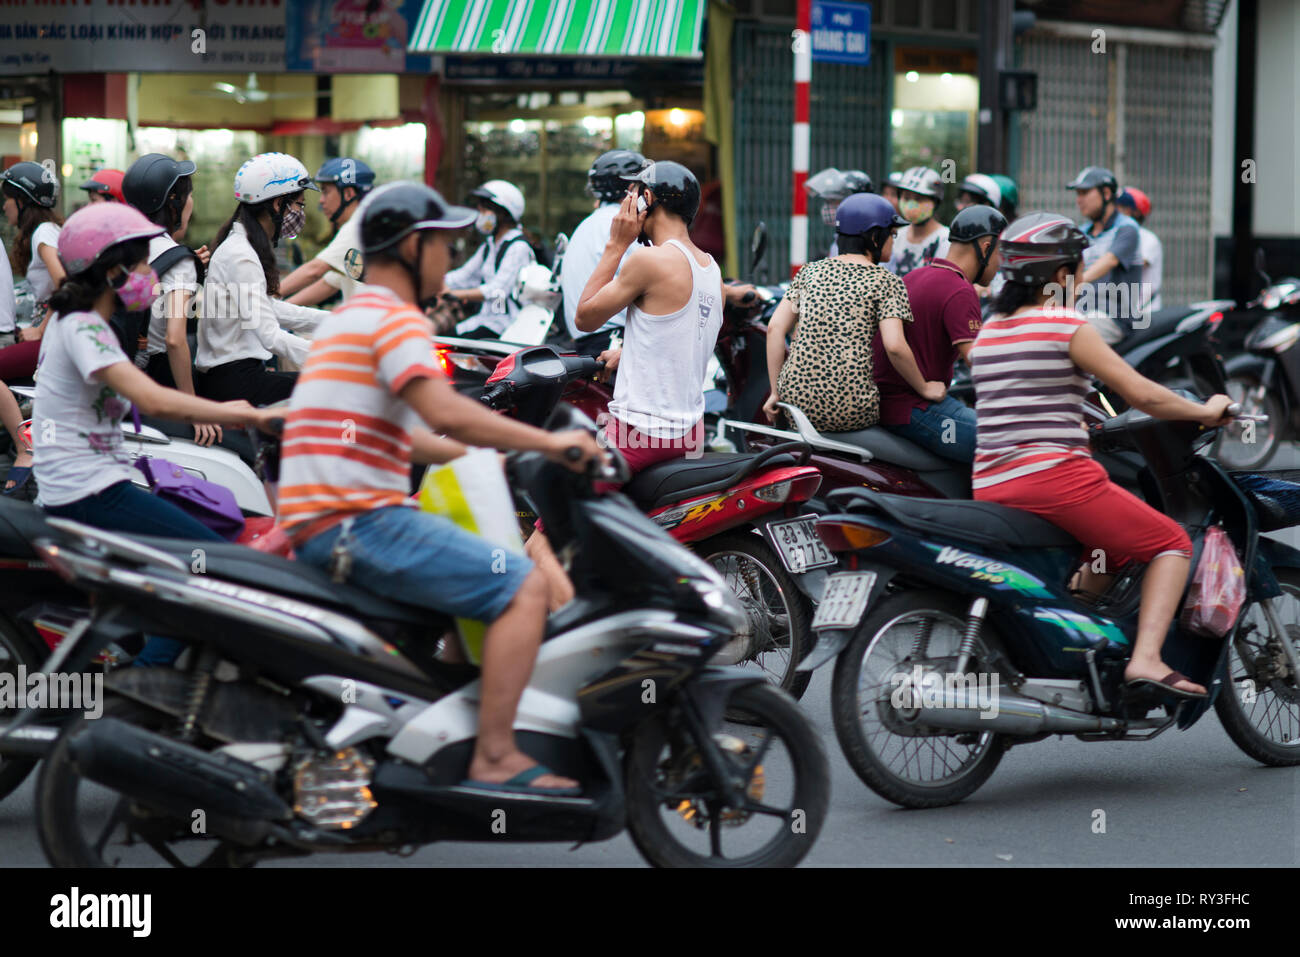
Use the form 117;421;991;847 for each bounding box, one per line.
887;223;950;278
26;221;61;303
32;310;136;507
560;204;634;340
314;216;361;302
142;234;199;361
609;240;723;438
0;235;15;333
1138;226;1163;313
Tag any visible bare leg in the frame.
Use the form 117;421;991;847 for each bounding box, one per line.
466;569;578;789
0;385;32;490
1123;553;1205;694
524;529;575;612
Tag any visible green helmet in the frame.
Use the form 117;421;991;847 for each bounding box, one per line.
989;174;1019;215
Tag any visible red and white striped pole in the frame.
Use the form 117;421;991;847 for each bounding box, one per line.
791;0;811;278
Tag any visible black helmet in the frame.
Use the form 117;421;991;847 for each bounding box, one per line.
998;212;1091;285
842;170;874;195
949;205;1008;243
588;149;648;202
1;161;58;209
123;153;197;216
1066;166;1118;199
359;181;476;254
621;160;701;227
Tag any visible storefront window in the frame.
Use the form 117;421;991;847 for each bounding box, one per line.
61;118;130;217
345;122;426;185
890;67;978;223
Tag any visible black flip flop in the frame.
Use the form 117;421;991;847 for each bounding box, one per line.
1125;670;1208;700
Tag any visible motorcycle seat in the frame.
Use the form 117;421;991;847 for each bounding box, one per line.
828;488;1079;551
1115;306;1192;351
825;426;956;474
624;450;802;510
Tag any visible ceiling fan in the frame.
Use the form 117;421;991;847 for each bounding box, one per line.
189;73;328;104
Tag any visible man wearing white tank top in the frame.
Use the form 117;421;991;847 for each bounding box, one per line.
573;160;723;471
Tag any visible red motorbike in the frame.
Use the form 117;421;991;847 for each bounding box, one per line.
481;345;829;698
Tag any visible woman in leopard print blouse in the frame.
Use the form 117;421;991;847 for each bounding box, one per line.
763;193;921;433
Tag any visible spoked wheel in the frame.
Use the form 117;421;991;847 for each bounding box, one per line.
1215;375;1283;469
36;696;258;868
0;619;46;801
696;532;814;700
831;589;1005;808
1215;568;1300;765
625;682;828;868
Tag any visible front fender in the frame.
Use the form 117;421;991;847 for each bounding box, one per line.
682;667;770;731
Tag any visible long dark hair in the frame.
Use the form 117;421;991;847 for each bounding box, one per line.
148;174;193;236
992;259;1082;316
213;194;293;297
47;238;150;316
4;183;64;275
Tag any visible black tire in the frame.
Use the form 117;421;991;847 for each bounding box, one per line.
625;682;828;868
831;589;1005;808
0;618;46;801
694;532;815;700
1215;568;1300;766
1215;374;1283;470
36;695;256;868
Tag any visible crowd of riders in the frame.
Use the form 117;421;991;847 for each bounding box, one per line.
0;141;1212;796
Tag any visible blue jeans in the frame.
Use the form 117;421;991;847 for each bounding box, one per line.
884;395;977;463
44;480;224;667
296;506;534;656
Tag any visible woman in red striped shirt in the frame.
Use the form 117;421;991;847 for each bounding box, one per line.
970;213;1232;698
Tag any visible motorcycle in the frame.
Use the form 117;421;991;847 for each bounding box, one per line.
481;345;826;698
1216;248;1300;469
10;405;829;868
792;399;1300;808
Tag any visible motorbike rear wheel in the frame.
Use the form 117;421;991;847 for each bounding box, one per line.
0;618;47;802
695;532;814;700
624;682;828;867
831;588;1005;808
1215;374;1283;469
1215;568;1300;765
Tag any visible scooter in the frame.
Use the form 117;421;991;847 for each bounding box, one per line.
481;345;827;698
796;399;1300;808
9;405;829;868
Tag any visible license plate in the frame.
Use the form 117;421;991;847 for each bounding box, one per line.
767;517;837;573
812;572;878;630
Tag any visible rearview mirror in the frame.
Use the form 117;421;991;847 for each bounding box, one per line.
750;222;768;275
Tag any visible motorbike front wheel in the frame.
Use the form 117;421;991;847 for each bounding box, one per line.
831;588;1006;808
624;682;828;868
0;617;49;802
1215;374;1283;469
695;532;815;700
1215;568;1300;765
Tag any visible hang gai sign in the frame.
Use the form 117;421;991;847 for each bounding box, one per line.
0;0;286;75
811;0;870;66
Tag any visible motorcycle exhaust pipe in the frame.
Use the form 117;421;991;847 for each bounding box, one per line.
67;717;294;825
909;689;1135;735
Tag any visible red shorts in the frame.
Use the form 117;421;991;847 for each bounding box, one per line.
975;456;1191;568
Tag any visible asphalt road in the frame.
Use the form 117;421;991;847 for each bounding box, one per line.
0;443;1297;868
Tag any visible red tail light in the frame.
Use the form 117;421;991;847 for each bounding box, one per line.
435;345;454;378
816;518;891;552
1206;311;1224;328
752;472;822;504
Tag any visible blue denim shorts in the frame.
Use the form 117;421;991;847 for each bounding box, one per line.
295;506;534;626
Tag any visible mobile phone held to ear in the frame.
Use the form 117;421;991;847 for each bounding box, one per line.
635;194;648;215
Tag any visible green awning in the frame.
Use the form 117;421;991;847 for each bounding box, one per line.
408;0;705;58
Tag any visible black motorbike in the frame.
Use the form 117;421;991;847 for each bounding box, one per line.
6;406;829;868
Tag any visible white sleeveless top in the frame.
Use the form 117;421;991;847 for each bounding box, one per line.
609;239;722;438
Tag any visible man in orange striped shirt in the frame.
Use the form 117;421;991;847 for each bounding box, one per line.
278;183;603;795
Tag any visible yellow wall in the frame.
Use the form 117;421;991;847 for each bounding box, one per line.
331;75;400;122
137;74;318;128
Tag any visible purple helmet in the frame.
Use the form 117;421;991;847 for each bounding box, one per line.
835;193;907;235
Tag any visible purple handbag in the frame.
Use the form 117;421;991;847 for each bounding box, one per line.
131;407;246;541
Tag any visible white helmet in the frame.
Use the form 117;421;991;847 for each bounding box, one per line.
233;152;319;205
468;179;525;223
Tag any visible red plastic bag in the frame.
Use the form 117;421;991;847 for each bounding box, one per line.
1180;526;1246;638
236;517;296;559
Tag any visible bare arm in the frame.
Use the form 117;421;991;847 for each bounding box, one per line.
288;276;340;307
38;243;65;290
1081;252;1119;284
163;290;197;395
955;340;974;362
410;428;469;465
764;296;796;407
95;361;276;428
575;192;650;333
1069;323;1230;423
278;258;330;298
879;316;943;401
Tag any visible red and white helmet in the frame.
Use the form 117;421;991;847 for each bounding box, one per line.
57;203;165;276
233;152;318;205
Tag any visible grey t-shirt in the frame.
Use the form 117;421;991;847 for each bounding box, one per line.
1079;211;1143;327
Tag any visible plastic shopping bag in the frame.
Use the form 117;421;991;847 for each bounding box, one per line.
417;448;524;664
1180;526;1247;638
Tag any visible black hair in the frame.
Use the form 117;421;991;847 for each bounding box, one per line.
147;174;193;236
4;182;64;275
213;193;299;297
478;198;515;228
837;226;892;263
991;278;1040;316
47;237;150;316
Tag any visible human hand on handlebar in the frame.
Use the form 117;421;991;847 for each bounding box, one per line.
545;430;606;473
595;347;621;383
1199;394;1235;428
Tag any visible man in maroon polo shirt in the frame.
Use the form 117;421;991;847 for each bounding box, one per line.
872;205;1007;462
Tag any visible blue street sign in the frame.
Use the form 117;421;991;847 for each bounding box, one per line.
811;1;871;66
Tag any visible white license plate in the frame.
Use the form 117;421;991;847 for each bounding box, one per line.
812;572;878;630
767;517;837;573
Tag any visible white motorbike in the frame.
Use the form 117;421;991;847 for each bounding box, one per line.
498;234;567;346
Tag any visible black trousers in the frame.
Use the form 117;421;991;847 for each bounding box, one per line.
198;357;298;406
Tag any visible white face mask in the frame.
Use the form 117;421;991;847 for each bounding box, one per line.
475;210;497;235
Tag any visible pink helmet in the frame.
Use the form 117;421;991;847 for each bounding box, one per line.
58;202;165;276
